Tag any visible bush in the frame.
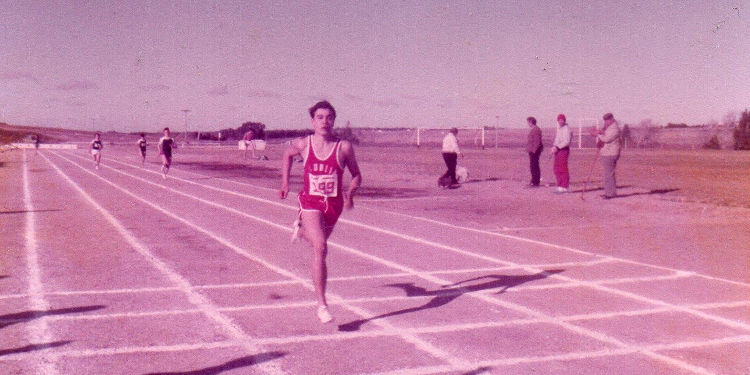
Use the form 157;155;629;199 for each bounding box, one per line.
733;110;750;150
703;135;721;149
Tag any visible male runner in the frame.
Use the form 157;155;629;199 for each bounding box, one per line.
137;133;148;166
280;100;362;323
158;127;176;179
90;133;103;169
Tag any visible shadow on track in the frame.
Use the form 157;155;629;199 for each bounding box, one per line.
0;209;63;215
178;161;279;179
143;351;286;375
572;184;633;194
610;188;680;198
0;305;106;329
357;186;427;199
0;341;71;357
338;270;563;332
461;366;493;375
461;177;500;184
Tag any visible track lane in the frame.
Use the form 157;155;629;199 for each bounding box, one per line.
53;151;738;375
26;148;748;374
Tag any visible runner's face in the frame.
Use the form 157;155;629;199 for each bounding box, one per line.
311;109;335;135
164;129;170;137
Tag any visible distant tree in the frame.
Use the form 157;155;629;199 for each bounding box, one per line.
723;111;738;127
733;109;750;150
335;120;360;144
239;122;266;140
638;118;657;128
633;119;659;148
703;135;721;150
666;123;688;128
217;121;267;140
621;124;632;148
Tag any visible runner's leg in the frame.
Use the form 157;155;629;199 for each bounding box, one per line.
300;210;329;308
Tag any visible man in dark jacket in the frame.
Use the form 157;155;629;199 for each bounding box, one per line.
526;117;543;187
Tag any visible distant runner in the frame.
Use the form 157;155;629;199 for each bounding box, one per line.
90;133;103;170
158;127;176;179
280;100;362;323
137;133;148;166
33;135;40;155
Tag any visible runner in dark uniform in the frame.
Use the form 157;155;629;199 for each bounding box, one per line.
90;133;103;169
158;127;176;179
137;133;148;166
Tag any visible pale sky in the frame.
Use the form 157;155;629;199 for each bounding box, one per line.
1;0;748;132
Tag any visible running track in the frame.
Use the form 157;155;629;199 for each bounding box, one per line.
1;148;749;374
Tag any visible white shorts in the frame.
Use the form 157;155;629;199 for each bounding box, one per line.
91;149;101;156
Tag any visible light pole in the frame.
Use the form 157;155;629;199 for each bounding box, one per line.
91;118;95;133
181;109;191;146
495;115;499;148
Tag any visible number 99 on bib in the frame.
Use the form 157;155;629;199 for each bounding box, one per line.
309;174;338;197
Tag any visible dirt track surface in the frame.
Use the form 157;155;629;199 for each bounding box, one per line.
1;144;749;374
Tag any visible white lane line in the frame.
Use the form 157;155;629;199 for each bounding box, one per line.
11;299;750;344
365;332;750;375
5;330;749;375
57;158;718;375
0;258;610;301
77;150;750;289
93;151;290;209
60;150;728;374
356;206;750;288
521;272;693;291
100;151;280;193
1;340;237;359
23;149;59;375
24;296;750;329
359;196;438;203
39;152;287;375
50;151;470;369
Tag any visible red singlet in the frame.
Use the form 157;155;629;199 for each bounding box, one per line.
298;136;344;227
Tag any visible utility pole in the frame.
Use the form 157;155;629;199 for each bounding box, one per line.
495;115;499;148
181;109;191;146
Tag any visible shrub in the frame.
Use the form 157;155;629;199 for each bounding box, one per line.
733;110;750;150
703;135;721;149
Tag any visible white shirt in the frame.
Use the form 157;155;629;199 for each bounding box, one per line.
442;132;460;153
598;121;621;157
553;124;571;149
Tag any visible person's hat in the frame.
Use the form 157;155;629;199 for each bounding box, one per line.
557;113;566;122
602;113;614;120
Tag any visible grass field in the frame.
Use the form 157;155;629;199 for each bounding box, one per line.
1;133;749;374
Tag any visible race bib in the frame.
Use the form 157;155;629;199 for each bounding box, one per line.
309;174;338;197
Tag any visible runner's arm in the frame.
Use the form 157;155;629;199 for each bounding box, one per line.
279;138;305;199
340;141;362;209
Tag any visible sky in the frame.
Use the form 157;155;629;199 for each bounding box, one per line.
1;0;748;132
